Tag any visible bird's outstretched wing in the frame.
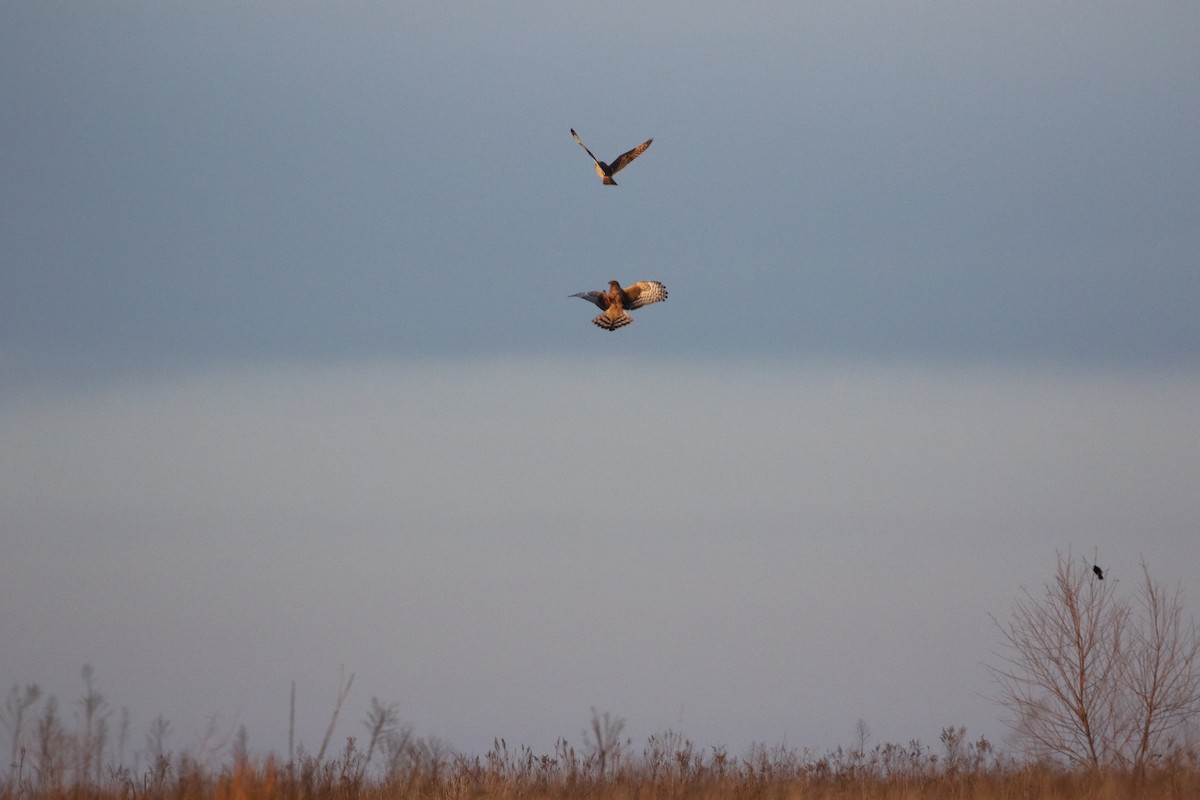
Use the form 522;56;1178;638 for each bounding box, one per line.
570;129;603;168
623;280;668;309
571;290;608;310
609;138;653;175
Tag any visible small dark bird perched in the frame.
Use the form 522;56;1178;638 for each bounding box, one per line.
571;280;667;331
571;128;653;185
1093;565;1105;580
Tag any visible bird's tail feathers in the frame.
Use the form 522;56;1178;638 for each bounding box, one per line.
593;308;633;331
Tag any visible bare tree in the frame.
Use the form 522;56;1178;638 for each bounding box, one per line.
1120;562;1200;773
991;553;1200;772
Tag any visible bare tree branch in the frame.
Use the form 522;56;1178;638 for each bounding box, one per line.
991;553;1200;771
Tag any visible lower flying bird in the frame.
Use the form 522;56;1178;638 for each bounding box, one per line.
571;128;652;185
572;280;667;331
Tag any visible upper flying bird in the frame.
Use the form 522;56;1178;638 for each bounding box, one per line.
571;280;668;331
571;128;652;185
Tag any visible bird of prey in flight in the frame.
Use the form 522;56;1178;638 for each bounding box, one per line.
571;280;668;331
571;128;652;185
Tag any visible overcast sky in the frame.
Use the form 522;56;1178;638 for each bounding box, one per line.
2;2;1198;765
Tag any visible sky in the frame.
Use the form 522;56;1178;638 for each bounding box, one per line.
2;1;1199;767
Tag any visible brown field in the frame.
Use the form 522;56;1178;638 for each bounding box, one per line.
5;729;1199;800
6;669;1199;800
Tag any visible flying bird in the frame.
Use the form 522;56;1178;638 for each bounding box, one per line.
1093;565;1105;580
571;128;652;185
571;280;667;331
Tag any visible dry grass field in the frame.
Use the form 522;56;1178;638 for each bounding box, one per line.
5;663;1199;800
4;727;1199;800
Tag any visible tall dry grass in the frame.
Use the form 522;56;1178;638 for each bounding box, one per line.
4;727;1199;800
4;674;1199;800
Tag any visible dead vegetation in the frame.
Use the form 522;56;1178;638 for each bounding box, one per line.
5;556;1198;799
2;692;1198;800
